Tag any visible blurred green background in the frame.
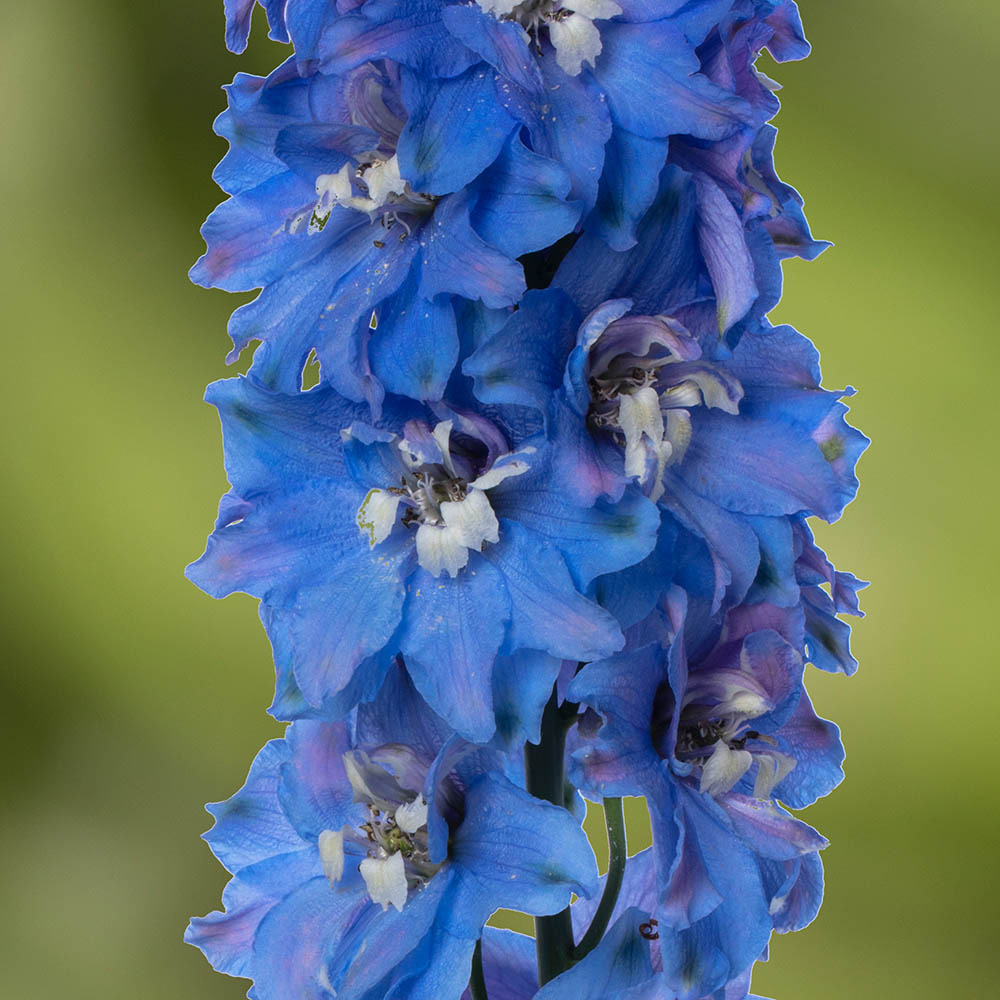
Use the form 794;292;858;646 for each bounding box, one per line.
2;2;996;997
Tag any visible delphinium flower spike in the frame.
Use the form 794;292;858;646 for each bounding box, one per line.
186;2;866;997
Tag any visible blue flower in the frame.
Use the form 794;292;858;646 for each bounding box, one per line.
193;58;580;408
465;291;867;616
567;590;839;997
187;664;599;1000
187;376;660;740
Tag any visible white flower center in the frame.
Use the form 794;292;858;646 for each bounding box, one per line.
321;751;441;913
476;0;622;76
588;317;743;501
309;153;436;237
355;421;532;579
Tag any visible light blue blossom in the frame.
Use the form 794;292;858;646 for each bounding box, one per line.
187;376;659;740
187;664;599;1000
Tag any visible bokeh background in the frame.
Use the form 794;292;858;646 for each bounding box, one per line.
2;2;996;997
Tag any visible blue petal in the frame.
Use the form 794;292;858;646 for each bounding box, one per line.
284;0;332;71
369;269;459;402
251;876;364;1000
467;927;538;1000
471;134;581;258
280;536;414;708
593;510;679;630
397;557;511;743
658;790;772;998
190;170;323;292
186;848;319;980
759;851;824;934
268;620;392;722
202;377;362;494
771;690;845;807
567;647;665;799
591;127;669;251
494;476;660;589
398;67;517;195
484;521;625;662
556;166;699;317
325;872;454;1000
441;5;543;94
463;288;580;413
274;123;380;183
492;648;565;748
523;55;612;209
595;21;753;141
224;0;256;53
203;738;302;874
356;658;454;757
419;191;526;308
449;772;600;934
278;721;363;839
320;0;479;79
213;66;313;195
538;907;654;999
693;173;757;333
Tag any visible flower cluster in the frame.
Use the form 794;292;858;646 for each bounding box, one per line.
186;2;866;998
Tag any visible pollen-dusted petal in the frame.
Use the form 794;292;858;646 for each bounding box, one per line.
360;851;409;912
415;521;471;578
356;488;403;547
549;12;604;77
700;741;753;797
440;490;500;550
318;829;346;886
395;795;429;835
618;385;665;481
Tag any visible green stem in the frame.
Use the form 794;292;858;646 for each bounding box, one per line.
469;939;488;1000
572;796;626;962
525;684;579;985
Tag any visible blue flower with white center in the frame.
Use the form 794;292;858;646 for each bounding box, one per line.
187;376;659;740
567;589;839;998
186;664;599;1000
465;290;867;615
313;0;801;247
193;57;580;408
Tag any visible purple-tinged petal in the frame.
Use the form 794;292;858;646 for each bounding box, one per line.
320;0;479;79
595;21;753;141
693;173;757;334
771;690;845;807
186;848;319;979
278;722;362;839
